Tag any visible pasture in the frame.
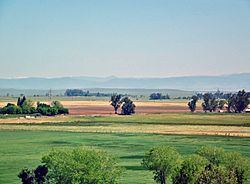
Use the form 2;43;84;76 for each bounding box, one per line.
0;99;250;183
0;131;250;184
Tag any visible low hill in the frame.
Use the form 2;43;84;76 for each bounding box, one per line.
0;73;249;91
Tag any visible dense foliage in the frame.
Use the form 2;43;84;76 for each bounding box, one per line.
65;89;88;96
192;89;249;113
120;97;136;115
110;94;122;114
142;146;249;184
18;165;48;184
142;146;181;184
227;90;250;113
149;93;170;100
18;148;122;184
110;95;136;115
188;95;198;112
65;89;110;97
0;97;68;116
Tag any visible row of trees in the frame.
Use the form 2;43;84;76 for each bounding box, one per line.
142;146;249;184
64;89;111;97
149;93;170;100
0;96;69;116
188;90;250;113
110;94;136;115
18;146;249;184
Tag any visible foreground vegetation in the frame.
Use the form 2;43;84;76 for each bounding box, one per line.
0;130;250;184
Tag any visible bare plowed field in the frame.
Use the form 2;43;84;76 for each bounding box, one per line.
62;101;202;115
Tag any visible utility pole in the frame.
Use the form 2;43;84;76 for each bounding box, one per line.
49;88;52;100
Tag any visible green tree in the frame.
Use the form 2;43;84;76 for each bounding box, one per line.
197;164;237;184
142;146;182;184
18;165;48;184
1;103;22;114
120;97;136;115
223;152;249;184
18;168;34;184
202;93;218;112
227;90;249;113
188;95;198;112
173;154;208;184
110;94;122;114
196;146;225;166
42;148;122;184
34;165;48;184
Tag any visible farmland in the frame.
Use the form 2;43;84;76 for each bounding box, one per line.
0;99;250;183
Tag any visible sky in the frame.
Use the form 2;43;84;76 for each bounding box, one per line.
0;0;250;78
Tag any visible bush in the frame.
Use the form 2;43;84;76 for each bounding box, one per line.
37;102;69;116
1;104;22;114
56;107;69;114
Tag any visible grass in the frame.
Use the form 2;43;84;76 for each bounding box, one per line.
0;130;250;184
0;112;250;183
1;113;249;127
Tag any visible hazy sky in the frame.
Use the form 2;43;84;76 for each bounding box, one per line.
0;0;250;78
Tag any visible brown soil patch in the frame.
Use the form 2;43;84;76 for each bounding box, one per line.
63;101;203;116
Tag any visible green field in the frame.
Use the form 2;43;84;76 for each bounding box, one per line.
0;113;250;183
0;130;250;184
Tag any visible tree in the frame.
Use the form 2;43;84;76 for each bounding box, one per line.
197;164;237;184
41;148;122;184
188;95;198;112
120;97;136;115
1;103;22;114
142;146;182;184
223;152;249;184
202;93;218;112
110;94;122;114
173;154;208;184
149;93;170;100
64;89;87;96
227;90;249;113
18;165;48;184
51;101;63;108
218;99;227;111
18;168;34;184
34;165;48;184
37;101;69;116
196;146;225;166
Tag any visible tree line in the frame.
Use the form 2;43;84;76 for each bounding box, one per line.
65;89;111;97
142;146;249;184
0;96;69;116
149;93;170;100
188;90;250;113
18;146;249;184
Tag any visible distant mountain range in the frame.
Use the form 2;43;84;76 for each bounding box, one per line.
0;73;249;91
